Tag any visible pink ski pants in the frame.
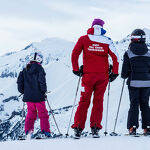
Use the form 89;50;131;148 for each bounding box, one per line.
25;101;50;133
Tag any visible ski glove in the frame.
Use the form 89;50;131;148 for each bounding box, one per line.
73;65;83;77
44;91;51;99
109;73;119;82
109;64;113;74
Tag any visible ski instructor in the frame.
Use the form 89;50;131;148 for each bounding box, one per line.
71;18;119;138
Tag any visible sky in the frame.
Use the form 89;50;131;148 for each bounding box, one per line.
0;0;150;55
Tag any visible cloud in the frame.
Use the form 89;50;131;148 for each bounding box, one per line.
0;0;150;54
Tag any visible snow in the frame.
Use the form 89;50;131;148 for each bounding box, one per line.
1;136;150;150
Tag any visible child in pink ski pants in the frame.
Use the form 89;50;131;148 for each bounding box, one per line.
17;53;51;135
25;101;50;133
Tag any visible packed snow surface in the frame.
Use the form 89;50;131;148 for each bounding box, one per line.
1;136;150;150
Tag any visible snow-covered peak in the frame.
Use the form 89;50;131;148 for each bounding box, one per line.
116;28;150;45
0;37;75;78
32;37;74;57
143;28;150;43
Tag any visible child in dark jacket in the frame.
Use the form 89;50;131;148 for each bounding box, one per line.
121;29;150;136
17;52;51;138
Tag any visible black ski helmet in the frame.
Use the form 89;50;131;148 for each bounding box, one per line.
131;29;146;43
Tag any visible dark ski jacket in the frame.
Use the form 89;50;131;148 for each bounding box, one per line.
17;62;47;102
121;42;150;87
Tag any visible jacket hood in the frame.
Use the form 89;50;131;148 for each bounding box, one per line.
87;25;106;36
87;28;94;35
27;63;41;74
129;42;148;55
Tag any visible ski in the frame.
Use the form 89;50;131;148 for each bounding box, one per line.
18;136;26;140
72;135;80;139
110;132;121;136
71;132;101;139
34;136;52;140
17;133;63;140
92;135;100;138
124;133;141;137
33;133;63;139
124;133;150;137
110;132;150;137
89;133;100;138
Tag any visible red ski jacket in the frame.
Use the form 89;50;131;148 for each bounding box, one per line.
71;27;119;74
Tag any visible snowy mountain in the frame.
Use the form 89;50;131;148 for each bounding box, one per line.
0;29;150;142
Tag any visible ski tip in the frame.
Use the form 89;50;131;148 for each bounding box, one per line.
52;133;63;138
73;136;81;139
92;135;100;138
110;132;118;136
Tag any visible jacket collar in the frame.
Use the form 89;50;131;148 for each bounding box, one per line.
87;25;106;36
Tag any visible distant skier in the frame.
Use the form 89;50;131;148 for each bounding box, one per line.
121;29;150;135
71;18;119;138
17;52;51;138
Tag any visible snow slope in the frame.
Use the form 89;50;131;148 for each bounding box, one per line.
1;136;150;150
0;29;150;143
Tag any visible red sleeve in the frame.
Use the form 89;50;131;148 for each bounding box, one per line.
108;42;119;74
71;37;83;71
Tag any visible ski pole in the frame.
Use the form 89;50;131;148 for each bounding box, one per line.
104;81;111;136
19;94;23;97
19;94;25;127
65;76;81;137
111;79;125;136
104;64;112;136
20;102;25;129
46;97;62;135
21;102;25;121
18;95;26;140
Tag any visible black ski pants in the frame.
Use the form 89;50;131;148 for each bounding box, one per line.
127;86;150;129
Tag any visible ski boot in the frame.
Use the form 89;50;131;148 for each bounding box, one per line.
144;126;150;136
42;130;52;138
35;130;51;139
26;131;34;140
129;126;136;135
34;130;51;139
91;127;100;138
73;127;82;139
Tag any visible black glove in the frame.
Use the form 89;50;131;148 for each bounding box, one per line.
109;73;119;82
109;64;113;75
44;94;47;99
73;65;83;77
